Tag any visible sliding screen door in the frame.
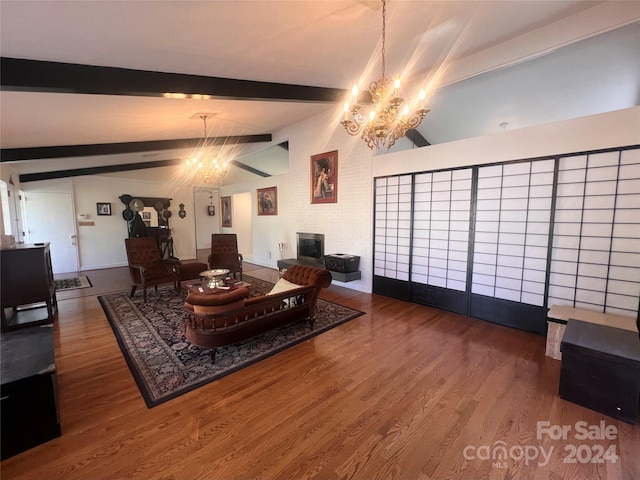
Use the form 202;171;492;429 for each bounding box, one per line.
411;169;473;314
373;175;413;300
469;160;555;333
548;149;640;317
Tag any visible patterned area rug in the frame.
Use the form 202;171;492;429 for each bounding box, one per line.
98;275;364;407
54;276;92;291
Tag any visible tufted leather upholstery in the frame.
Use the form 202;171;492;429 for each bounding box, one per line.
184;286;250;315
208;234;243;279
125;237;180;301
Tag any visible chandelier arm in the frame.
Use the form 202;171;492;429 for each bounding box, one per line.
341;120;362;136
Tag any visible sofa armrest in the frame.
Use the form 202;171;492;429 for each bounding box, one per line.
283;264;332;288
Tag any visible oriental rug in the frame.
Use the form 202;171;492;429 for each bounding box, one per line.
54;275;92;291
98;275;364;407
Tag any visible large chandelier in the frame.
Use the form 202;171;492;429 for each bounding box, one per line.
184;115;230;184
341;0;429;150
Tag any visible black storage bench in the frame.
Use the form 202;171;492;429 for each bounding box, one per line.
559;319;640;424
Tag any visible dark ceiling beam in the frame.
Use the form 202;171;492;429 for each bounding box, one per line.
230;160;270;178
1;57;347;102
1;134;272;162
19;157;271;183
405;128;431;148
19;158;182;183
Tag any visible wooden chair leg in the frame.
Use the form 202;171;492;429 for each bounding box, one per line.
210;348;217;364
130;286;137;298
143;287;147;302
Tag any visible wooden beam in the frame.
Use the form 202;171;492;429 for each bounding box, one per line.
19;159;182;183
405;129;431;148
1;57;347;103
19;157;271;183
1;135;272;162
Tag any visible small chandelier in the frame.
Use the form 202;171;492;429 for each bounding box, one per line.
184;115;230;184
341;0;429;150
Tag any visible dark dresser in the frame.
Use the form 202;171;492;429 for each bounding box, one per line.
560;319;640;424
1;325;61;459
1;243;57;331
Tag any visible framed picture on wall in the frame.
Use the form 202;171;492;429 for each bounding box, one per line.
96;202;112;216
257;187;278;215
220;196;232;227
311;150;337;204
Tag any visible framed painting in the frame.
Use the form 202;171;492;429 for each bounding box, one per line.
220;196;232;227
257;186;278;215
311;150;337;204
96;202;112;216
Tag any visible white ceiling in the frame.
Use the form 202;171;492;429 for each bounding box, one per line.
1;0;639;184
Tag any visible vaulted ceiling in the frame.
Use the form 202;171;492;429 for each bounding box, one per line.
1;1;639;185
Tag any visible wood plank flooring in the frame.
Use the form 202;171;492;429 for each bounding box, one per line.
2;263;638;479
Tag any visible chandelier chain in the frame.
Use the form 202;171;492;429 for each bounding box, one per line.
381;0;386;80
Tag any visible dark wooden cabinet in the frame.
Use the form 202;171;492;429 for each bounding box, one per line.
1;243;57;331
560;319;640;424
1;326;61;460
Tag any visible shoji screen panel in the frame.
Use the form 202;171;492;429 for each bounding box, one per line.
549;148;640;318
410;169;473;314
469;159;555;333
373;175;413;301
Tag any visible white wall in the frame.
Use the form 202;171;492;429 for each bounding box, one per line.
219;173;289;269
194;188;219;249
273;109;375;292
21;175;197;270
374;107;640;177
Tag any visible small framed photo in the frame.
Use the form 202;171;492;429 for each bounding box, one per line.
97;202;112;216
207;205;215;216
142;211;151;220
257;186;278;215
311;150;337;204
220;196;232;227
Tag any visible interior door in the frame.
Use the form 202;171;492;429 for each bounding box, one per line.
23;192;79;274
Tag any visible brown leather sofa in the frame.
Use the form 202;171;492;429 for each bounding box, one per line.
184;264;332;362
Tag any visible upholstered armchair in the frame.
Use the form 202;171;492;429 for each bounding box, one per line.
208;234;243;279
124;237;180;301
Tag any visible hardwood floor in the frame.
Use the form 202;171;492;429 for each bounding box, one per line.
2;263;638;480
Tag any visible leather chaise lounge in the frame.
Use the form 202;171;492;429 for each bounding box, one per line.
183;264;332;362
